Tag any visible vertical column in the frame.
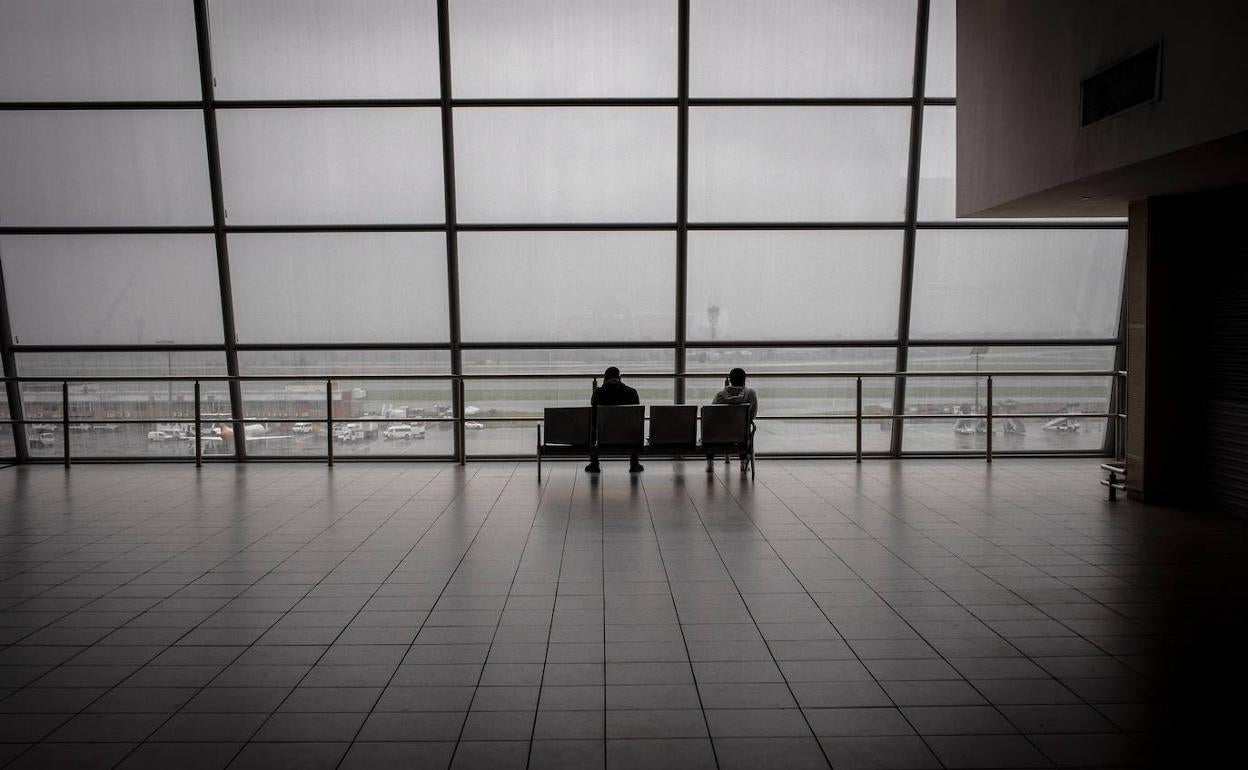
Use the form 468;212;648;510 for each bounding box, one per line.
673;0;691;405
193;0;247;460
436;0;466;463
0;251;29;462
889;0;931;456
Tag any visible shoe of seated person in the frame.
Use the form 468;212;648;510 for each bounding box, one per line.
629;462;645;473
706;461;715;473
584;463;601;473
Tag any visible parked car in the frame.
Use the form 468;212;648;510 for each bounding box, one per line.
333;426;364;443
292;422;315;434
147;430;172;442
383;424;426;440
31;431;56;448
465;421;485;430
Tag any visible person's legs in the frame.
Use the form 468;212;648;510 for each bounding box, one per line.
629;454;644;472
585;451;600;473
706;453;715;472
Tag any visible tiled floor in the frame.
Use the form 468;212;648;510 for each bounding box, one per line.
1;458;1246;769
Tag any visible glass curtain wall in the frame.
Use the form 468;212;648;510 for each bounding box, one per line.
0;0;1125;461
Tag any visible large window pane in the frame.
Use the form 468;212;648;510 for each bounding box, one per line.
208;0;439;99
17;351;230;460
238;350;451;376
0;391;14;459
459;232;675;342
0;0;200;101
465;375;674;457
0;110;211;227
918;105;957;221
687;231;901;341
463;349;673;375
463;348;673;456
910;229;1126;339
690;0;916;97
1;234;223;345
228;233;449;344
241;379;454;459
687;346;894;454
454;108;676;223
451;0;675;98
904;345;1114;453
689;107;910;222
216;108;444;225
237;350;453;458
925;0;956;98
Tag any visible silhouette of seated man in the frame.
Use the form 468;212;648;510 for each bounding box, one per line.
586;366;643;474
707;367;758;473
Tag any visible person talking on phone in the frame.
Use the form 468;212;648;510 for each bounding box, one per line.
707;367;758;473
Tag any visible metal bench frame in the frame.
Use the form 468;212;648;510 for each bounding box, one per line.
537;405;755;481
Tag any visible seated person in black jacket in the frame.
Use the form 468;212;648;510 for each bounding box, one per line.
587;366;643;474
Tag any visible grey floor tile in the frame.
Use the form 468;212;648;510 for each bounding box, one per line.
817;736;942;769
339;741;455;770
606;709;708;739
713;736;831;770
226;741;348;770
606;737;717;770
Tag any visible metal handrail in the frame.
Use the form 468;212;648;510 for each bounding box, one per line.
1;370;1127;467
2;370;1122;382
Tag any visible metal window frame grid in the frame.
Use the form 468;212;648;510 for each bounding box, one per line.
0;0;1127;463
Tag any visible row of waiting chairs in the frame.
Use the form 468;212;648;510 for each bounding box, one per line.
537;404;754;481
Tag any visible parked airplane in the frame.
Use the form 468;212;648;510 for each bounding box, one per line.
204;422;294;443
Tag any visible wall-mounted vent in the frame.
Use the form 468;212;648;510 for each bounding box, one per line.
1081;43;1162;127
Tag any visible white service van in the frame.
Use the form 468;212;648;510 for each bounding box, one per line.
383;424;426;440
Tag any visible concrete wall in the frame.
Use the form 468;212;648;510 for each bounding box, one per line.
957;0;1248;217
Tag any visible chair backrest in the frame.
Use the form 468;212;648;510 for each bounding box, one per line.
648;405;698;447
701;404;750;447
543;407;592;446
595;405;645;447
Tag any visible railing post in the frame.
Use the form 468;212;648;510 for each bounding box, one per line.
194;380;202;467
454;378;466;465
855;376;863;463
61;380;70;468
985;376;993;464
326;379;334;467
1116;372;1126;461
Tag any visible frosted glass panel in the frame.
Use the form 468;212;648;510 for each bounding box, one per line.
451;0;676;97
1;234;223;345
925;0;956;97
459;232;674;342
229;233;449;344
463;349;674;374
454;107;676;223
910;229;1127;339
686;347;897;374
918;105;956;220
687;230;902;341
0;110;211;227
0;0;200;101
688;107;910;222
690;0;916;97
208;0;440;99
216;108;444;225
238;350;451;375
